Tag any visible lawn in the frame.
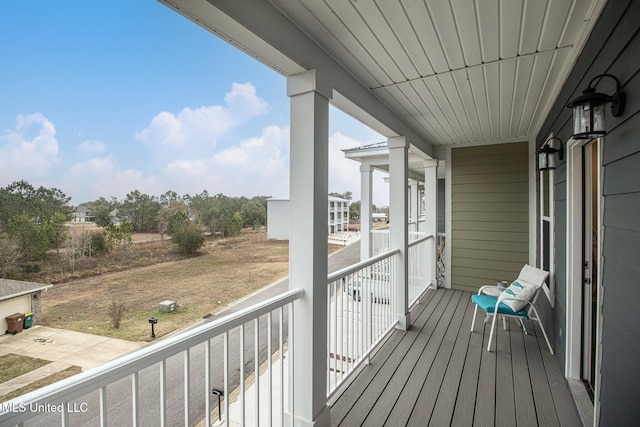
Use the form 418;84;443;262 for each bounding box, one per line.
41;230;340;342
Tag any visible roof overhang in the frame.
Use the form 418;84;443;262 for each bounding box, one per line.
0;278;53;302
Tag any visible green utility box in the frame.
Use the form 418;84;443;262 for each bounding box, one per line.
24;312;33;329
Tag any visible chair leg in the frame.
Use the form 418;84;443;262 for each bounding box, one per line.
487;308;499;352
518;318;526;333
471;304;479;332
530;306;554;355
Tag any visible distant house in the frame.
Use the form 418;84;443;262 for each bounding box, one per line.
71;205;95;223
267;196;350;240
372;212;388;223
0;279;52;334
109;208;124;225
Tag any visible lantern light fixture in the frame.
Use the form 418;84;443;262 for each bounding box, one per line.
567;73;625;139
537;136;564;171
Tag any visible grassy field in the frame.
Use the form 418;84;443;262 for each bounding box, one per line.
41;230;341;342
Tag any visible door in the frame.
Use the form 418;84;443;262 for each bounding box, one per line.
582;141;599;398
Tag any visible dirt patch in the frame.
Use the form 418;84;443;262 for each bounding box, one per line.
41;232;289;341
41;231;343;342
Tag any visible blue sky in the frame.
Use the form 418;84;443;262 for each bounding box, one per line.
0;1;389;206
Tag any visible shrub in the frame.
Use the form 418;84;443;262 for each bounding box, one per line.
171;223;205;255
108;299;126;329
90;231;108;254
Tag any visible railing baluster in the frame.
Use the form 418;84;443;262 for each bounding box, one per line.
205;339;211;427
132;372;139;427
160;360;166;427
279;307;284;425
99;386;107;427
184;349;190;427
289;301;294;426
240;323;245;426
224;331;230;427
327;281;332;394
61;403;68;427
254;317;260;427
267;311;273;427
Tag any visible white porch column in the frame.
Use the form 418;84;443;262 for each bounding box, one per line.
409;179;419;234
360;164;373;260
388;136;410;330
287;70;331;427
424;159;438;287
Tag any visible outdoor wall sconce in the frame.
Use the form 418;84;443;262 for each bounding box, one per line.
567;73;625;139
537;137;564;171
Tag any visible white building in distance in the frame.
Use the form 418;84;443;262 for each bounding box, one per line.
267;196;350;240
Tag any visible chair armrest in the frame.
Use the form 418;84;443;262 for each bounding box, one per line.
478;285;502;296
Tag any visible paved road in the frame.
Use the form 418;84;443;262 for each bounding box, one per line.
25;243;360;427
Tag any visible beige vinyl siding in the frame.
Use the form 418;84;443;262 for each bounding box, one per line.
451;142;529;292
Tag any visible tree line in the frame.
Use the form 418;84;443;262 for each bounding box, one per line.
85;189;268;235
0;181;270;277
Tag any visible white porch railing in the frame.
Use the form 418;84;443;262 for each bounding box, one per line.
371;227;426;256
0;289;303;427
408;234;435;307
325;249;400;396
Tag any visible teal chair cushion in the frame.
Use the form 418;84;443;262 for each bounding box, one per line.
471;294;528;317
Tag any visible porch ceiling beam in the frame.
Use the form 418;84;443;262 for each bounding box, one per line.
159;0;434;156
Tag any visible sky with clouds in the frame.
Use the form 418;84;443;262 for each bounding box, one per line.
0;1;389;206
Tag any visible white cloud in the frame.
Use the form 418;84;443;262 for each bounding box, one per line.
78;140;106;153
61;155;160;202
161;125;290;197
135;82;268;161
0;113;59;184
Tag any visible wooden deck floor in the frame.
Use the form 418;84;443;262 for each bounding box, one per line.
329;288;582;426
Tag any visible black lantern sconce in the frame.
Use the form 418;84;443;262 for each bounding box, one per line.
537;137;564;171
567;73;625;139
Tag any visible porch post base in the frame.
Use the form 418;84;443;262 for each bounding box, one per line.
286;404;330;427
395;313;411;331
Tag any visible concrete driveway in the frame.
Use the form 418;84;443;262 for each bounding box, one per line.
0;326;145;398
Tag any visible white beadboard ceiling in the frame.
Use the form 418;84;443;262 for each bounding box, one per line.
163;0;605;148
268;0;603;146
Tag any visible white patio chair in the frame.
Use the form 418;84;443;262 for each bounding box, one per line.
470;265;554;354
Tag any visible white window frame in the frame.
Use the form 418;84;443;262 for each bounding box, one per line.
539;165;555;307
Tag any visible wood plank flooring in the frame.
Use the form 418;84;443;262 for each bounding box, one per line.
329;288;582;426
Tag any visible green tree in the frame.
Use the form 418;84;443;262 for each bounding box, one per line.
0;234;22;277
6;213;49;261
44;212;69;256
240;201;266;228
103;220;134;251
0;181;71;230
119;190;160;232
156;201;189;239
89;197;118;227
349;200;361;220
171;222;205;255
228;212;243;243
